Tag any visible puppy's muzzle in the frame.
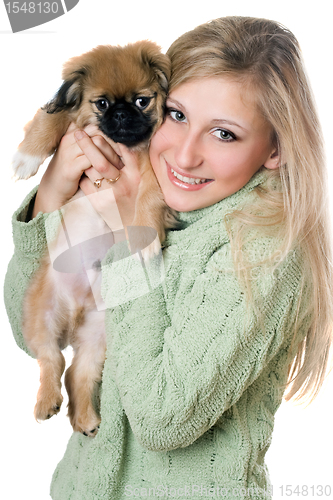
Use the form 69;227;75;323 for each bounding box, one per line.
113;110;128;123
99;104;154;147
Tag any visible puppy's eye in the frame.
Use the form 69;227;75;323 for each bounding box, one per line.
135;97;151;110
95;99;110;112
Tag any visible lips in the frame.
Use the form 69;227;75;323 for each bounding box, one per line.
166;161;214;191
170;168;208;185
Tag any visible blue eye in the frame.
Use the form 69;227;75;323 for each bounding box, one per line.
212;129;236;142
168;109;187;122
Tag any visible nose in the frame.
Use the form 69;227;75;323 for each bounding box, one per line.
114;110;127;122
173;129;203;170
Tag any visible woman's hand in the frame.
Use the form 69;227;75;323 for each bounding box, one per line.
77;130;141;229
31;123;124;218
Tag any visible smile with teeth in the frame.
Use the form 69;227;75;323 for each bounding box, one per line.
171;168;210;185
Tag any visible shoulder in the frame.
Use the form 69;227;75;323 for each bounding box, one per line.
208;231;305;300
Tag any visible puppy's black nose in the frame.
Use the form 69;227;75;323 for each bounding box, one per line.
114;110;127;122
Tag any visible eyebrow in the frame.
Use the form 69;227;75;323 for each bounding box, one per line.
166;98;248;132
211;119;247;132
166;98;186;111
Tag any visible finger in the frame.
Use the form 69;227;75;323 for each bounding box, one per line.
91;135;124;170
83;124;122;156
83;125;124;169
48;123;80;159
79;174;95;196
53;134;90;172
59;126;84;149
73;154;92;174
67;121;79;133
74;130;120;179
83;166;113;189
83;123;100;137
117;143;141;174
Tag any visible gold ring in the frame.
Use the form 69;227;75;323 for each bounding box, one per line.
106;172;121;184
93;178;104;189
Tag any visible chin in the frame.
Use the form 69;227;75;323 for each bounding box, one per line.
163;194;205;213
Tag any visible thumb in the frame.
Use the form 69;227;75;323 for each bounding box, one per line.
117;144;142;174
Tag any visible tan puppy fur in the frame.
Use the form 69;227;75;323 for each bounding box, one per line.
23;190;109;435
15;41;176;436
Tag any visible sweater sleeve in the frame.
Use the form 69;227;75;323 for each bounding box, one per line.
102;240;305;452
4;186;49;356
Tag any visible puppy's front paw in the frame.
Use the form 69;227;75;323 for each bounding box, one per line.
34;390;63;422
69;409;101;437
136;236;162;263
12;151;43;180
128;225;162;263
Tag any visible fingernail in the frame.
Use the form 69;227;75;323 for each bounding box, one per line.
74;130;85;140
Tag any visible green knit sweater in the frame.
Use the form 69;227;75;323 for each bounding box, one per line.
4;170;310;499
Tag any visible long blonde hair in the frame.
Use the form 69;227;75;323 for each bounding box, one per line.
167;16;333;404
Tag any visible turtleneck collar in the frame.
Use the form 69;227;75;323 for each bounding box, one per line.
172;168;269;228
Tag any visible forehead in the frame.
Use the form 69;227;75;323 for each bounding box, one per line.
84;48;157;98
169;76;266;129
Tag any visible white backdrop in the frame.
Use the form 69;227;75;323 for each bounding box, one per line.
1;1;332;499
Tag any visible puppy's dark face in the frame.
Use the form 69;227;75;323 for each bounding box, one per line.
89;88;159;147
44;42;171;149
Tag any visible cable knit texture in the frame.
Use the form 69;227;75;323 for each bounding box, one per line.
4;170;311;499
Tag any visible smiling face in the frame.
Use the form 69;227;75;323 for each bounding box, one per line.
149;77;279;212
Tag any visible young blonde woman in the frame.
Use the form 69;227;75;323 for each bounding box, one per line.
4;16;333;500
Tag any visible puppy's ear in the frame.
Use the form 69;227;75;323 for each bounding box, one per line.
43;70;86;114
140;42;171;93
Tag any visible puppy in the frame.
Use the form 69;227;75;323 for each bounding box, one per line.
13;41;174;246
14;41;175;436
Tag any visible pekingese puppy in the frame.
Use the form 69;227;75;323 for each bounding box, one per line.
14;41;175;436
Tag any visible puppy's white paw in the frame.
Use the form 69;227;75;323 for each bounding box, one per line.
12;151;43;180
131;235;162;264
139;236;162;262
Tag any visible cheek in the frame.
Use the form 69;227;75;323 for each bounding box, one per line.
149;123;173;169
208;147;242;177
149;132;162;159
212;142;267;177
149;137;161;177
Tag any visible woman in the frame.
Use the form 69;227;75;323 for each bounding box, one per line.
4;16;333;499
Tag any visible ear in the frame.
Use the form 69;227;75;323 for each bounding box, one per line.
263;148;280;170
151;55;171;93
42;69;86;114
45;50;95;113
140;41;171;93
